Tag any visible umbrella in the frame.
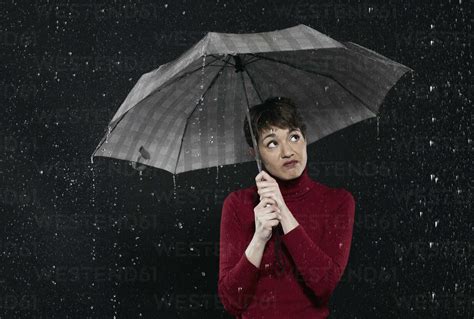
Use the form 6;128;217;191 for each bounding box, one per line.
90;24;412;174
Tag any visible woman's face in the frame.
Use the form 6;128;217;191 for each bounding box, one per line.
249;125;307;180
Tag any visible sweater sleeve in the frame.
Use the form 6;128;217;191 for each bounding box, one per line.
217;192;261;316
281;190;355;303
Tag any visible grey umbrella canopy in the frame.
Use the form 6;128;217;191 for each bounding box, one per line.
90;24;412;174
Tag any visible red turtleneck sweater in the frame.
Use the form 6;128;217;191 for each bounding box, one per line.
217;165;355;318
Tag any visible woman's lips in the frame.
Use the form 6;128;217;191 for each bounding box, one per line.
283;160;298;168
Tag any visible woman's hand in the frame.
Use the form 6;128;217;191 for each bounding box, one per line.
255;170;300;235
253;197;281;243
255;170;290;217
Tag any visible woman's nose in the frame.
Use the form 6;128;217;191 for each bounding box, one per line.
280;143;294;158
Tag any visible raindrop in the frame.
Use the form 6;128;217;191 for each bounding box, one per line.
172;174;177;201
201;271;206;276
105;126;112;143
91;166;96;208
434;220;439;227
376;116;380;138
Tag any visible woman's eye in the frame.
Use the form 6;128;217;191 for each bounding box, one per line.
267;134;300;148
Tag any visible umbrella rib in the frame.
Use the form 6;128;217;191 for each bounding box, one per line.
249;53;377;114
243;68;263;103
157;56;220;91
173;55;232;174
242;57;260;66
209;54;236;67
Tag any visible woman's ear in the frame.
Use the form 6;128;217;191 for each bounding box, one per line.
248;147;256;157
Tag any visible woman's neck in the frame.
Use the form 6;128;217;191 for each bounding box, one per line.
265;164;312;199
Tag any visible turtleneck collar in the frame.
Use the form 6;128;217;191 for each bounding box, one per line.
264;163;313;200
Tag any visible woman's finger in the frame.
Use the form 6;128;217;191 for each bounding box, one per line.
256;180;275;188
257;197;275;207
259;212;280;221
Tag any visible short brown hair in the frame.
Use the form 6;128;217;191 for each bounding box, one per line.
243;96;307;148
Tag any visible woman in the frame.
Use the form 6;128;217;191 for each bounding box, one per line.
217;97;356;319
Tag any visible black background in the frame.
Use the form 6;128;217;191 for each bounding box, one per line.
1;0;471;318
